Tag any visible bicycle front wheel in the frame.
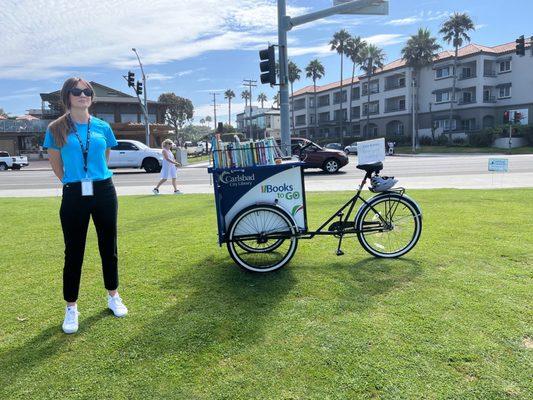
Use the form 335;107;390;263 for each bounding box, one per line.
356;193;422;258
227;205;298;272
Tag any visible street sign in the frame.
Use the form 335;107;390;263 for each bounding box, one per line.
332;0;389;15
488;158;509;172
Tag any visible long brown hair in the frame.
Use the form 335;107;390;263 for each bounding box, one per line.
47;78;95;147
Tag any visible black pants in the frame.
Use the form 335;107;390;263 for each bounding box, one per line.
60;178;119;302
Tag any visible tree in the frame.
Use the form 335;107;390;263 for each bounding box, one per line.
257;92;268;109
199;118;205;126
440;12;475;142
0;108;8;118
345;35;366;135
272;92;280;109
205;115;212;129
241;90;250;109
158;93;194;144
288;60;302;135
359;44;385;137
402;28;441;152
224;89;235;127
305;59;325;135
330;29;351;142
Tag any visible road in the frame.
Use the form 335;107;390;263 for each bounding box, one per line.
0;154;532;197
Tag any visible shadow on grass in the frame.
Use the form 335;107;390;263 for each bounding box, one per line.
0;309;109;391
119;256;297;360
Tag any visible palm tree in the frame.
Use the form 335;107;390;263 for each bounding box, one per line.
440;12;475;141
305;59;325;135
241;90;250;110
199;118;205;126
345;35;366;134
257;92;268;109
224;89;235;127
272;92;280;109
287;60;302;135
402;28;441;152
359;44;385;138
330;29;351;142
205;115;212;129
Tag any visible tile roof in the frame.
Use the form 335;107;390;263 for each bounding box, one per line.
292;41;521;97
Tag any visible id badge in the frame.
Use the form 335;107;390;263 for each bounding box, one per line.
81;178;93;196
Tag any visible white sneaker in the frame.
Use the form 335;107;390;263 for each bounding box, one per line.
174;189;182;195
108;293;128;317
62;306;79;334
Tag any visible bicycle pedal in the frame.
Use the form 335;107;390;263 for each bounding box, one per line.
336;250;344;256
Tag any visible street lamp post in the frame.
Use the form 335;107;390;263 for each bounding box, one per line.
132;48;150;146
277;0;388;156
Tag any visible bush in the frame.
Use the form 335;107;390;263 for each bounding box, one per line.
515;124;533;145
468;130;494;147
419;136;434;146
436;135;449;146
453;137;466;145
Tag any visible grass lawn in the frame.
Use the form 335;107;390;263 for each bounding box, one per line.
187;154;210;164
395;145;533;155
0;190;531;399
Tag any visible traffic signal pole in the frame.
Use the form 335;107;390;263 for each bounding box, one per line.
132;48;150;146
276;0;388;156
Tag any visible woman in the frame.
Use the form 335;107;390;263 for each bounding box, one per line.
43;77;128;334
153;139;181;194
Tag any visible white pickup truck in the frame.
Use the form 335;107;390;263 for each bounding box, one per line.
0;151;29;171
108;140;164;173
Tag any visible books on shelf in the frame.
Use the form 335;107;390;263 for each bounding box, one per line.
211;136;282;169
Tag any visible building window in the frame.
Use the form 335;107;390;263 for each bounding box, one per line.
363;101;379;115
436;91;451;103
98;113;115;123
334;109;347;121
351;106;360;119
309;114;316;124
498;86;511;99
333;90;347;104
434;119;457;131
293;98;306;111
499;60;511;73
318;94;330;107
295;115;306;126
351;87;360;99
461;118;476;131
318;112;330;122
362;81;379;95
436;66;453;79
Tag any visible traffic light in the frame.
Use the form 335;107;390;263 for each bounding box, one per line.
515;35;525;56
136;81;143;96
514;111;522;124
127;71;135;87
503;111;510;124
259;46;276;85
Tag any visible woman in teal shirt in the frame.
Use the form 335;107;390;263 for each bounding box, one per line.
44;77;128;334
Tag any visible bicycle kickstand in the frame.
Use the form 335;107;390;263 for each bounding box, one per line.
336;235;345;256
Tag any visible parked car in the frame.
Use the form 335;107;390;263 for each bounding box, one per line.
278;138;349;174
0;151;29;171
344;142;358;155
324;142;343;151
183;141;204;156
108;140;164;173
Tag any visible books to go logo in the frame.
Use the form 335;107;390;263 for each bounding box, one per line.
261;183;300;200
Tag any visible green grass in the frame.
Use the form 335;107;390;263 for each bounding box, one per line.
1;190;531;399
187;154;210;164
395;146;533;155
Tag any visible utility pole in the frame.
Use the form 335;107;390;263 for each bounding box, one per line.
132;48;150;146
276;0;388;155
210;92;220;130
243;79;257;140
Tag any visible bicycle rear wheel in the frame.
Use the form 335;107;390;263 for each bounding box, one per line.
356;193;422;258
227;205;298;272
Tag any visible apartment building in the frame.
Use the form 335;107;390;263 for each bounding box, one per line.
290;41;533;140
236;107;281;139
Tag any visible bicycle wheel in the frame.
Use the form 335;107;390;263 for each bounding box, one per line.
356;193;422;258
227;205;298;272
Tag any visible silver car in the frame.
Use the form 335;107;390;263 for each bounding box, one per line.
344;142;358;155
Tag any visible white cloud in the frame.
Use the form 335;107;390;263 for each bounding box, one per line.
363;34;407;47
386;11;451;26
475;24;487;30
0;0;301;80
386;17;420;26
147;73;175;81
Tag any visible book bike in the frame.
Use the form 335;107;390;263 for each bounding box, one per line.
208;137;422;272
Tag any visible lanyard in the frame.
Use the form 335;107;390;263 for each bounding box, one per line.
69;114;91;173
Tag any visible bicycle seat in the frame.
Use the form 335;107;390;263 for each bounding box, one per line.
356;162;383;174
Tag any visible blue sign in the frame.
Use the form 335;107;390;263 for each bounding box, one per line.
488;158;508;172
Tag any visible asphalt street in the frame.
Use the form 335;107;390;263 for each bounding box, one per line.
0;154;532;197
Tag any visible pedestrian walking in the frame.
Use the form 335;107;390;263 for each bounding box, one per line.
153;139;182;194
43;77;128;334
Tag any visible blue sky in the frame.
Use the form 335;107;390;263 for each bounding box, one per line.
0;0;531;124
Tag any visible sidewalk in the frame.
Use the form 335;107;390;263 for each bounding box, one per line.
23;160;211;172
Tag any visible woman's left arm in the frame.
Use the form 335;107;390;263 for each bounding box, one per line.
106;148;111;164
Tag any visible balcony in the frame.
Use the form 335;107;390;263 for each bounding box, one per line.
483;96;497;103
384;81;406;91
362;88;379;96
385;105;406;113
362;110;380;116
458;98;477;105
483;70;497;77
458;73;476;81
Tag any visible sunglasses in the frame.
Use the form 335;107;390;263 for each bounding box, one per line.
69;88;93;97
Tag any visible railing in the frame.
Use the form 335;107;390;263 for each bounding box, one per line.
384;106;406;113
483;70;497;77
458;98;476;105
459;73;477;80
483;96;497;103
0;120;49;133
362;88;380;96
384;82;406;91
362;110;380;116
